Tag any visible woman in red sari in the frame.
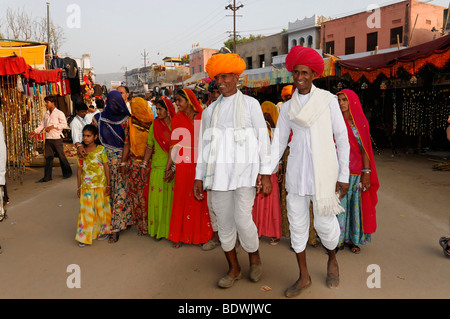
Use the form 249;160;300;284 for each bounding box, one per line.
336;89;379;254
166;89;213;248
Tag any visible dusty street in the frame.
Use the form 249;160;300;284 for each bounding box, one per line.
0;149;449;300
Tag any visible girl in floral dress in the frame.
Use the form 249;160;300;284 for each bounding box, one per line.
76;125;111;247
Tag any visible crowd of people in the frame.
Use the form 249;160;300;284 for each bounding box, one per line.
28;46;384;297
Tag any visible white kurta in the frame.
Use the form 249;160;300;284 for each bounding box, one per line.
195;92;272;191
270;92;349;196
70;115;87;145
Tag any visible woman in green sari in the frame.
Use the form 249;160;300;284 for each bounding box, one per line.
140;97;176;239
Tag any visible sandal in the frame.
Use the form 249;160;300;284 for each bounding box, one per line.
335;244;344;254
439;236;449;248
270;237;280;246
108;233;120;244
440;237;450;258
172;242;182;248
347;243;360;254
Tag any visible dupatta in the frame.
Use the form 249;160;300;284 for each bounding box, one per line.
170;89;203;164
95;90;130;151
338;89;379;234
129;97;154;157
153;97;176;154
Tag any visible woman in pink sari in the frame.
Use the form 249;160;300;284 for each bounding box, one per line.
251;101;282;245
336;89;379;254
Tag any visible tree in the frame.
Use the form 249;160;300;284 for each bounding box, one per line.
224;34;265;52
1;6;65;54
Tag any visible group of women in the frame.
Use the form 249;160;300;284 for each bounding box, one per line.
81;85;378;255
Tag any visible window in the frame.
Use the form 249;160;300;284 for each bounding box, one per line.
390;27;403;45
271;51;278;59
192;67;195;74
307;36;313;48
325;41;335;55
246;57;253;69
345;37;355;55
292;39;297;47
367;32;378;51
199;65;202;73
299;37;305;46
259;54;265;68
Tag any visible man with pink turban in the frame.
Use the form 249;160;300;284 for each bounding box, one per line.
270;46;350;297
193;53;272;289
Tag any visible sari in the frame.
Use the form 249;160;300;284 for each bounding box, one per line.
337;89;379;241
168;89;213;245
147;98;176;239
94;91;132;233
127;97;154;234
251;101;282;239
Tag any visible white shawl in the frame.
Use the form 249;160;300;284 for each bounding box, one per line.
288;85;345;216
202;90;246;190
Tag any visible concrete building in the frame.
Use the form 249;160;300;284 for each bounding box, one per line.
236;32;288;70
320;0;446;56
189;48;218;75
288;14;331;51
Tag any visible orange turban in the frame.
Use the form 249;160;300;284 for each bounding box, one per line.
281;85;293;101
285;46;324;76
206;53;246;79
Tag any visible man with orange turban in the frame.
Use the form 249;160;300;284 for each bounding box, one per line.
194;53;272;288
276;85;294;113
270;46;350;297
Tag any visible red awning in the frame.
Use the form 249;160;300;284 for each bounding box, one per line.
0;55;28;75
339;34;450;82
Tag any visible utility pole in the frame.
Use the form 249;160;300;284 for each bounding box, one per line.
225;0;244;53
141;49;148;84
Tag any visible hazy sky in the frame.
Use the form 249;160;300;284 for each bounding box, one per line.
1;0;449;74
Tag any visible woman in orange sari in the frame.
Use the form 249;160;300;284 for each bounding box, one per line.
166;89;213;248
121;97;154;235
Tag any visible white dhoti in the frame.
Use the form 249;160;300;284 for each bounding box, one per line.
210;187;258;253
206;190;218;232
287;193;340;253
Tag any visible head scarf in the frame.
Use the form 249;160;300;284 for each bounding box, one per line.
128;97;154;157
281;85;293;101
95;90;130;151
261;101;279;139
337;89;379;234
208;80;217;92
170;89;203;163
153;97;175;154
205;53;246;79
177;88;203;113
285;46;325;76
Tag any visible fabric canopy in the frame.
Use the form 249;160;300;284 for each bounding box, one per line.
0;45;46;70
339;34;450;82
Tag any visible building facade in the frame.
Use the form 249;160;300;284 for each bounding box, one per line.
189;48;218;75
288;14;331;51
236;32;288;70
320;0;446;56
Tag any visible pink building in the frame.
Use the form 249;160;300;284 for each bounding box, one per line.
320;0;446;56
189;48;219;75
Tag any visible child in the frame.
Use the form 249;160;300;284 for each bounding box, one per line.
76;124;112;247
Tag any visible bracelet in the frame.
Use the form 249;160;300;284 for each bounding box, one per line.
76;144;84;148
119;162;126;167
361;168;371;174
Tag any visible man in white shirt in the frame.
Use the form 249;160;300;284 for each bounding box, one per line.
270;46;350;297
28;95;72;182
193;53;272;288
70;102;88;157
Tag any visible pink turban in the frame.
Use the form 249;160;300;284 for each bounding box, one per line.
285;46;324;76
